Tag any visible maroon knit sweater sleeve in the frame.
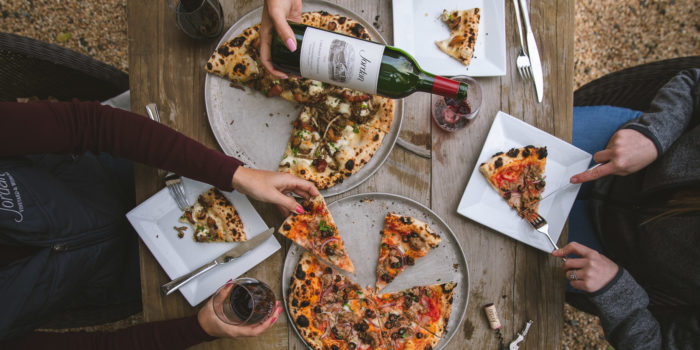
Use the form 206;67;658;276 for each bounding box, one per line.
0;101;242;191
1;314;217;350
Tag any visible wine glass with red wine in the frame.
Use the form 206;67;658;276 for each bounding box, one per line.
431;75;483;132
166;0;224;40
212;278;277;325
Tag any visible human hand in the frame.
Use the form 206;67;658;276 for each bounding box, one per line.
231;167;320;216
552;242;619;293
260;0;302;79
197;294;283;338
570;129;658;184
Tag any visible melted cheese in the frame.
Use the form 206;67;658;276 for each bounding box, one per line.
338;102;351;115
308;80;323;96
326;96;341;108
299;109;311;123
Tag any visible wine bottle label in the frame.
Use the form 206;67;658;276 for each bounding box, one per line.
299;27;384;94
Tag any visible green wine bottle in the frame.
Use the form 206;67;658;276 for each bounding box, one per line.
271;22;468;100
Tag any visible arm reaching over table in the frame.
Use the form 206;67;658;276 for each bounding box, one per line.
0;100;319;212
571;68;700;184
259;0;302;79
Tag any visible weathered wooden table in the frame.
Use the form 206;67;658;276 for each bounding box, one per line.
128;0;573;348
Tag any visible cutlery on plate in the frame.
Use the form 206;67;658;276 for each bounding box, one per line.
518;163;602;214
517;0;544;102
511;0;532;81
161;227;276;296
145;103;190;210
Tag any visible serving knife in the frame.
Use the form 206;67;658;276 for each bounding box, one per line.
161;227;275;296
518;0;544;103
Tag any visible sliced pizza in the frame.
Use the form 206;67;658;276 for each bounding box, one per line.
288;252;367;350
375;283;456;338
479;145;547;216
376;213;441;291
205;12;396;191
179;187;245;242
279;195;355;273
373;301;440;350
435;8;481;66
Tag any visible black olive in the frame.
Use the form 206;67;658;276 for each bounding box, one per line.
391;262;402;269
402;235;410;243
405;256;415;266
410;231;418;238
314;305;322;313
324;267;332;274
353;322;368;332
335;275;342;282
331;345;339;350
416;332;423;339
325;245;336;256
381;273;394;282
365;309;375;318
348;343;357;350
385;321;394;329
389;313;399;321
332;285;339;292
398;327;407;335
391;332;400;339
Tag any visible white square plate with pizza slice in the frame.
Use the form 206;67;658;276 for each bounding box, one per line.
457;112;592;253
392;0;506;76
126;178;281;306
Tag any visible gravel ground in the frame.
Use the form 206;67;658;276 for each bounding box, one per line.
2;0;699;348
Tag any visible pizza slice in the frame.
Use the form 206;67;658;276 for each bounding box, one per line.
373;299;440;350
279;196;355;273
288;252;367;350
179;187;245;242
479;145;548;217
379;283;456;338
376;213;441;291
435;8;481;66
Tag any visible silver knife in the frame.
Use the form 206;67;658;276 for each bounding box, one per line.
160;227;275;296
518;0;544;103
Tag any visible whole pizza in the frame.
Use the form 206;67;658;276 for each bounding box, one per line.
205;12;396;190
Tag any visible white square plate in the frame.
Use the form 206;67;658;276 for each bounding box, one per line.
457;112;592;252
392;0;506;76
126;178;281;306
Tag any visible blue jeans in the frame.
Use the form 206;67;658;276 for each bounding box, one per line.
568;106;641;291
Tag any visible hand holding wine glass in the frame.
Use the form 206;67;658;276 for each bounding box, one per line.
199;278;283;338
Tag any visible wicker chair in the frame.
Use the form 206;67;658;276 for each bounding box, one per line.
568;56;700;316
0;32;138;329
0;32;128;102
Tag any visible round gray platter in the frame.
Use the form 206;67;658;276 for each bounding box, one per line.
204;0;404;198
282;193;470;350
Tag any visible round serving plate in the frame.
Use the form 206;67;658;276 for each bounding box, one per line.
204;0;404;197
282;193;470;350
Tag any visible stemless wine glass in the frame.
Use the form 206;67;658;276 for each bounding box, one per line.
431;75;483;132
166;0;224;40
212;277;277;326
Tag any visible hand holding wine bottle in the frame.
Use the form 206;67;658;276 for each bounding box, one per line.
260;0;303;79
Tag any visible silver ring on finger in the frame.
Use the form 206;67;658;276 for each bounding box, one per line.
569;269;577;281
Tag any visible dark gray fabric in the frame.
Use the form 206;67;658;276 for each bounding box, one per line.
587;69;700;350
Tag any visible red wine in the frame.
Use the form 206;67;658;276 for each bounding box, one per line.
228;281;275;324
270;22;468;100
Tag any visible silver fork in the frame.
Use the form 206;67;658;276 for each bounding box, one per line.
145;103;190;210
512;0;532;81
524;210;565;261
